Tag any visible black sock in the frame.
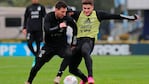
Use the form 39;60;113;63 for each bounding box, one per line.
57;71;63;77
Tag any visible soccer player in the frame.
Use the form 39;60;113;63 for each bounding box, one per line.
22;0;46;66
25;1;78;84
55;0;138;84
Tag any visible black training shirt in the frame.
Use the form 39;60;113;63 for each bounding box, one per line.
23;3;46;31
44;12;77;47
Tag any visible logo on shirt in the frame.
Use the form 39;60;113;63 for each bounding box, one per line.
80;18;92;32
37;6;41;11
31;11;39;19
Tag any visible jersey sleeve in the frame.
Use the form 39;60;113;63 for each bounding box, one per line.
66;17;77;46
41;5;46;17
96;10;137;21
23;6;29;29
71;11;81;22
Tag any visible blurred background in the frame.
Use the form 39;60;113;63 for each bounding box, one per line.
0;0;149;56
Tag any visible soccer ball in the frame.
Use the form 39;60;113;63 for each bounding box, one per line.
63;75;78;84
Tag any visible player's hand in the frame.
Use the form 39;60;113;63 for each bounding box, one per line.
120;14;139;21
59;22;67;29
71;46;76;50
22;28;27;35
134;14;139;21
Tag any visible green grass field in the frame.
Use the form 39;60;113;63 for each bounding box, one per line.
0;55;149;84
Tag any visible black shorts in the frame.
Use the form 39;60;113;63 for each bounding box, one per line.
69;37;95;68
38;44;72;62
26;31;43;42
76;37;95;53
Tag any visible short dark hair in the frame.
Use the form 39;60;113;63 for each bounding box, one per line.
55;1;67;9
82;0;94;5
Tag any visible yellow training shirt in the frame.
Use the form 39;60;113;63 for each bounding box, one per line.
77;11;100;40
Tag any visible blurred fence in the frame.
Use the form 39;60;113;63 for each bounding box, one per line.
0;42;149;56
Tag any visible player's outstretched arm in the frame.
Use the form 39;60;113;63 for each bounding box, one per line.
97;10;139;21
120;14;138;20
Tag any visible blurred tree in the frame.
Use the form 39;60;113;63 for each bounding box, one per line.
39;0;57;7
1;0;114;10
0;0;58;7
0;0;7;2
65;0;114;11
65;0;81;10
12;0;28;6
7;0;13;6
94;0;113;11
